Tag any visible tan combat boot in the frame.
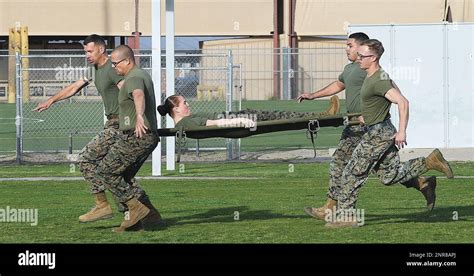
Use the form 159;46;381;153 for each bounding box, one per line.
304;198;337;220
138;196;163;230
319;95;340;116
79;192;113;223
113;198;150;233
413;176;437;211
426;149;454;179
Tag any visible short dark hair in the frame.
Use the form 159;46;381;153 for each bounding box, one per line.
360;39;385;59
349;32;370;44
113;45;136;64
83;34;106;53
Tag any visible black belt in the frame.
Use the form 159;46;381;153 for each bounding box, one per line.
362;117;391;132
107;114;119;120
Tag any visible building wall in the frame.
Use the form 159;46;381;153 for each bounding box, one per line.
2;0;471;36
295;0;448;35
0;0;273;36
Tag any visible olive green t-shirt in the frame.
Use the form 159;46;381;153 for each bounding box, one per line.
338;62;366;113
360;69;394;126
118;67;157;131
175;112;220;129
94;59;123;116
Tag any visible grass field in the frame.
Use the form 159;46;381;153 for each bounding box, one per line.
0;99;345;154
0;162;473;243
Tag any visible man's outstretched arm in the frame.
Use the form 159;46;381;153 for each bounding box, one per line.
33;78;90;112
297;81;345;103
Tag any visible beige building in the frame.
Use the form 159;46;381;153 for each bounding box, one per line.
1;0;472;101
1;0;471;37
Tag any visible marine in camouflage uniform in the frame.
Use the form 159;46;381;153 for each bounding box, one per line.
77;58;146;217
33;35;146;224
326;63;367;204
303;61;367;220
95;45;162;232
326;66;453;228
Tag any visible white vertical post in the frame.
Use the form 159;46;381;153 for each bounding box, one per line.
165;0;176;170
151;0;162;176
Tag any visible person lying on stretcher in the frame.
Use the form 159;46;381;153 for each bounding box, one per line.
157;95;340;129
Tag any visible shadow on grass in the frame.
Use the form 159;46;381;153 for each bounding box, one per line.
87;206;308;232
166;206;308;226
87;204;474;231
365;205;474;225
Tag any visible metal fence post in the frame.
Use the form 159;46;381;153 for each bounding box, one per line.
15;52;23;164
226;50;234;160
282;47;288;100
235;63;243;160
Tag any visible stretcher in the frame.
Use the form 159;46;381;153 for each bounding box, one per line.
157;113;361;162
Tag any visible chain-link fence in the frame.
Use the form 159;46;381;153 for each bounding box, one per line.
222;46;347;157
155;50;237;158
0;52;15;157
201;45;347;101
0;49;236;163
21;54;102;158
1;46;347;163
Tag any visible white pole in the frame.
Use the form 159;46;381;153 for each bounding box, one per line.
165;0;176;171
151;0;162;176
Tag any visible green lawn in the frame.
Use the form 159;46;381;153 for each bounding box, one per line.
0;162;473;243
1;161;473;179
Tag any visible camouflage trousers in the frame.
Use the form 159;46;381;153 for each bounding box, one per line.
327;124;365;200
93;131;159;203
337;119;428;210
225;109;321;121
77;119;146;210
